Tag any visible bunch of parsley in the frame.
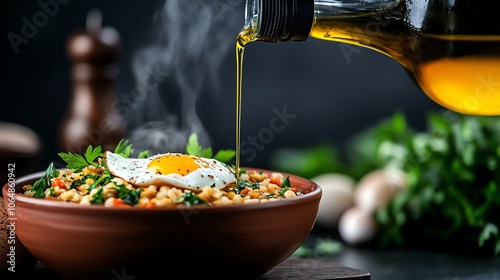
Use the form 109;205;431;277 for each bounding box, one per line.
351;111;500;256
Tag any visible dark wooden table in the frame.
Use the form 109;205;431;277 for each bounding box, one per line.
27;257;370;280
260;257;370;279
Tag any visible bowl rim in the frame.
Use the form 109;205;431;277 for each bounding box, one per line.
2;167;322;213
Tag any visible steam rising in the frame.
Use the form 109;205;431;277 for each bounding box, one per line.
128;0;242;154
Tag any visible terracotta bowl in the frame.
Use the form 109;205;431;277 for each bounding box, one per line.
2;168;321;280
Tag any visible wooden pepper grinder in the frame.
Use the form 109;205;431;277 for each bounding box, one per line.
59;9;125;154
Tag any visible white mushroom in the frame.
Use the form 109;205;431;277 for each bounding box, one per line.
353;167;406;213
338;206;377;246
311;173;356;229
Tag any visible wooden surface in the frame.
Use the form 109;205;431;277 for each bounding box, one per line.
26;257;370;280
259;257;370;280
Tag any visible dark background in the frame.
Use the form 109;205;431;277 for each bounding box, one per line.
1;0;442;172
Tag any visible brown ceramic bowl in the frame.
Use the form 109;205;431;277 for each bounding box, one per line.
2;168;321;280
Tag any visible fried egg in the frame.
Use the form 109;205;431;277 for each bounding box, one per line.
105;151;236;191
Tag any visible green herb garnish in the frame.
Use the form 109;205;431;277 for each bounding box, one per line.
88;174;112;191
178;192;207;206
278;187;290;197
90;186;104;204
186;133;235;163
58;145;102;172
138;150;150;158
233;179;259;194
70;180;85;189
30;162;59;198
114;139;133;158
281;176;291;188
115;183;142;206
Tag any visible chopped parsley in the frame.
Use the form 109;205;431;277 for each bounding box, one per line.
30;162;59;198
70;180;85;189
90;186;104;204
232;179;259;194
178;192;207;206
278;187;290;197
115;183;142;206
88;175;112;191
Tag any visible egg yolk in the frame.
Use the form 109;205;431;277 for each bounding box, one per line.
147;154;205;176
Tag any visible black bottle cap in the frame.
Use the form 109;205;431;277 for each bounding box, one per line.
256;0;314;42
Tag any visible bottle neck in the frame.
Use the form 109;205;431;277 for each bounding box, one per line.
245;0;401;42
245;0;314;42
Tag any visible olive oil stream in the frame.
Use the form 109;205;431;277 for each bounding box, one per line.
235;28;256;179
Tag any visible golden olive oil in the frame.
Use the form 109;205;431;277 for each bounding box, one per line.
311;17;500;115
235;28;256;179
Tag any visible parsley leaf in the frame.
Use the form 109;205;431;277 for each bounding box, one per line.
138;150;150;158
178;192;207;206
85;145;102;166
186;133;212;158
58;152;88;172
233;179;260;193
278;187;290;197
58;145;102;172
186;133;235;163
30;162;59;198
214;150;236;163
90;186;104;204
88;174;112;191
115;183;142;206
70;180;85;189
114;139;133;158
281;176;291;188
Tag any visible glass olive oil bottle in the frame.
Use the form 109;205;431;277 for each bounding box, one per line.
238;0;500;116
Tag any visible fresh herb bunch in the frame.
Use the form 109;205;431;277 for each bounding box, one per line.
362;112;500;256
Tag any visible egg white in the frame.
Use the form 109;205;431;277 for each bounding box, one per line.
104;151;236;191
